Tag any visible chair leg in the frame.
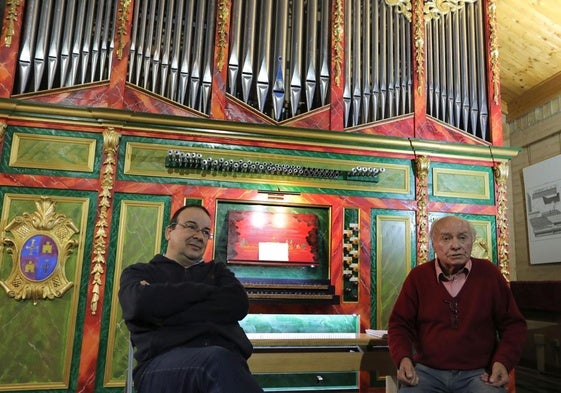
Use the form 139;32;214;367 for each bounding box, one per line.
125;340;134;393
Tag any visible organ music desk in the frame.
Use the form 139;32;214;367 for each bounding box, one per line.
247;332;394;376
241;314;396;391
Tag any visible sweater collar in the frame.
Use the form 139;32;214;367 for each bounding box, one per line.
435;258;471;282
154;253;205;269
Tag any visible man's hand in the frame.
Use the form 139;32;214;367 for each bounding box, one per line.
481;361;509;387
140;280;150;285
397;357;419;386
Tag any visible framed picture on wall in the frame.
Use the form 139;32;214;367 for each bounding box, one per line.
523;154;561;264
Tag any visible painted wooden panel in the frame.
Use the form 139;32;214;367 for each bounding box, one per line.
370;210;415;330
0;191;95;390
101;195;170;389
428;212;498;264
430;163;494;204
3;127;101;175
121;139;411;197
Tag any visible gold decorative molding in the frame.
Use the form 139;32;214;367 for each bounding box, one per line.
0;197;79;304
385;0;412;21
413;2;425;95
0;121;6;144
4;0;20;47
116;0;132;60
488;0;500;105
216;0;230;72
386;0;476;21
415;156;430;264
493;162;510;281
424;0;477;20
332;0;344;87
90;128;120;315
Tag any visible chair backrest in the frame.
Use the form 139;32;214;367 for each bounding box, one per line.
124;339;134;393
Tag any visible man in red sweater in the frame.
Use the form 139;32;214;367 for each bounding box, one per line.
388;216;527;392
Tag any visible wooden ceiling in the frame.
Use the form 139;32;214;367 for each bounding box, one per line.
496;0;561;121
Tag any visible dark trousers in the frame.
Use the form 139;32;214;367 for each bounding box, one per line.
137;345;264;393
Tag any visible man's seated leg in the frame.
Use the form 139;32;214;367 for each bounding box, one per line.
137;345;263;393
398;363;448;392
461;369;507;393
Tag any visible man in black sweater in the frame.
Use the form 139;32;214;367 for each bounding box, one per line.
119;204;263;393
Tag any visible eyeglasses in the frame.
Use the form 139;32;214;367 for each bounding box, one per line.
173;222;213;239
444;299;459;329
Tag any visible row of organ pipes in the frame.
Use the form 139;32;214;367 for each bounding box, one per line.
12;0;490;141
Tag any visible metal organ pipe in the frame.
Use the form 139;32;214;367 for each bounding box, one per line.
289;0;304;118
241;0;257;104
343;0;352;127
256;0;274;114
228;0;243;98
305;0;318;111
271;0;288;121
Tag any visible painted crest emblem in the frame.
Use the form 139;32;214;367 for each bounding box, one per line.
1;197;79;304
20;235;59;281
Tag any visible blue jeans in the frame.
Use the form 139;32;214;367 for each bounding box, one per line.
398;363;507;393
137;345;264;393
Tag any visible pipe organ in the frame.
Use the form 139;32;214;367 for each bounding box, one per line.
0;1;515;392
13;0;495;141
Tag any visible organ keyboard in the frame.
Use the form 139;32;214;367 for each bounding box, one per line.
241;279;340;304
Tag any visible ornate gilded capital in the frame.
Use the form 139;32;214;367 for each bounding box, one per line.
0;197;79;304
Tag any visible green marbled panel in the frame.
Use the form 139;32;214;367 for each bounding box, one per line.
9;132;96;172
240;314;359;333
431;164;493;204
242;314;360;390
370;210;415;329
120;141;412;197
0;193;91;390
374;163;411;195
102;196;170;388
428;213;498;264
